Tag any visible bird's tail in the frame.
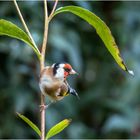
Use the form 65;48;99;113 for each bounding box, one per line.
68;86;80;100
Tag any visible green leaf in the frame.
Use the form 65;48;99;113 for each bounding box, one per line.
52;6;134;75
0;19;41;59
46;119;72;139
17;112;41;137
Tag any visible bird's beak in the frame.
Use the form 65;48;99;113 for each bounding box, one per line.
70;69;78;75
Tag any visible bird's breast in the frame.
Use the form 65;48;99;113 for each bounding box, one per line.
40;74;63;92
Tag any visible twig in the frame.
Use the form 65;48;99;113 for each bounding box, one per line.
40;0;49;139
13;0;58;139
13;0;38;50
48;0;58;22
40;94;45;140
41;0;49;70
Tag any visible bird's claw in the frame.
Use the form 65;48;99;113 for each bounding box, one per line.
39;104;49;112
39;102;53;112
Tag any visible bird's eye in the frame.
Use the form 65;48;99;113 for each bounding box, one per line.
64;68;70;73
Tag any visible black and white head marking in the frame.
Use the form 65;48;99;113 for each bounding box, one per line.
52;63;60;75
52;63;65;79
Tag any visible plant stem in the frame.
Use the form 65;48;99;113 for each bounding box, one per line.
13;0;58;139
48;0;58;22
13;0;38;51
40;0;49;139
41;0;49;70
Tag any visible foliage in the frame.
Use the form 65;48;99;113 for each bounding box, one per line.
0;1;132;139
52;6;133;74
17;113;71;139
17;113;41;137
0;19;41;59
0;1;138;139
46;119;71;139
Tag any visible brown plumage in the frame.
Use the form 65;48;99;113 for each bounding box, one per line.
39;63;78;102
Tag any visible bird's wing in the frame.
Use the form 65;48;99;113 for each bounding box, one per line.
59;82;69;96
64;80;80;99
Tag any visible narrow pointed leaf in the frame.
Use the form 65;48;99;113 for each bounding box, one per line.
0;19;41;59
17;112;41;137
52;6;134;75
46;119;72;139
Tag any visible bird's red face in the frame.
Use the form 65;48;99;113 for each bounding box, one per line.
52;63;77;79
63;63;77;79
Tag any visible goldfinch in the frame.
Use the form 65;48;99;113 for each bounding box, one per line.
39;63;79;102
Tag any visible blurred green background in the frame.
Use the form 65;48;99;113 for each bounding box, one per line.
0;1;140;139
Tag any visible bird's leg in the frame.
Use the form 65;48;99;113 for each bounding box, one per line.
39;104;47;112
39;101;54;111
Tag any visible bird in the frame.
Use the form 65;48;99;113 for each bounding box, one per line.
39;63;79;108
